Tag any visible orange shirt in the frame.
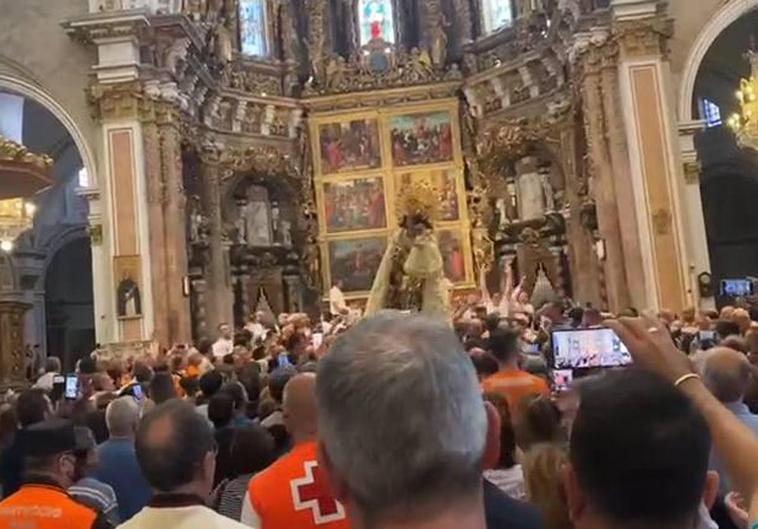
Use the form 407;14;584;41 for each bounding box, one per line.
481;369;550;416
0;483;100;529
242;440;350;529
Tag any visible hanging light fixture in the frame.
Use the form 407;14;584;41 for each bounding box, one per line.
0;134;52;252
728;48;758;149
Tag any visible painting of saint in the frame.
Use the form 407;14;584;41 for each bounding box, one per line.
114;256;142;318
319;119;381;174
328;237;387;292
390;111;454;167
398;169;460;222
438;230;467;283
323;178;387;232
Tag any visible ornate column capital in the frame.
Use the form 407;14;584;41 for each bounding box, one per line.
613;14;673;59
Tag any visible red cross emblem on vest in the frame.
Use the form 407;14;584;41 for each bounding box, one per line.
290;460;346;524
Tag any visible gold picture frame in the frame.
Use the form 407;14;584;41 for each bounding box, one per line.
309;98;474;299
113;255;143;320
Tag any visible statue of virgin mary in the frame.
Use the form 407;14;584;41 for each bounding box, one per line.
365;181;449;320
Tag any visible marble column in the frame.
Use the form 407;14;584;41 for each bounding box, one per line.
579;40;632;313
143;120;170;346
158;116;192;344
201;162;234;332
679;120;714;310
613;3;689;313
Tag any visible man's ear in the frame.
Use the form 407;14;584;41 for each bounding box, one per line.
563;462;587;523
702;470;720;510
317;442;347;503
482;401;501;470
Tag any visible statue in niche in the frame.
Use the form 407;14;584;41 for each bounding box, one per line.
117;271;142;318
214;17;234;64
540;167;556;212
496;198;510;230
241;185;273;247
428;15;450;68
235;200;248;244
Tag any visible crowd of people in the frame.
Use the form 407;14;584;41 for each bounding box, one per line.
5;279;758;529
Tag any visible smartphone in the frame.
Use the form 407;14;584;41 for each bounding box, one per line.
132;384;143;401
51;375;65;402
64;374;79;400
552;369;573;392
277;353;292;368
312;332;324;349
551;327;632;369
721;279;754;297
698;330;716;342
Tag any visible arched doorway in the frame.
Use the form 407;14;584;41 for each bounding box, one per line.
0;87;95;374
44;236;94;370
692;9;758;305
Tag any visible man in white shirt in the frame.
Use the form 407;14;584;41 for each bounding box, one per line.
119;399;248;529
244;312;266;343
212;323;234;359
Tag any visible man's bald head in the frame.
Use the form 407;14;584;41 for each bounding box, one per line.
283;373;318;441
135;399;215;492
703;347;752;403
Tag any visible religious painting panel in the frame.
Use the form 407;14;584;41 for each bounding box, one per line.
327;237;387;293
318;119;382;174
437;230;468;285
113;255;142;319
397;169;462;222
358;0;396;44
322;177;387;233
390;111;454;167
239;0;269;57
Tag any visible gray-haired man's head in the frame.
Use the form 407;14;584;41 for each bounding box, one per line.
316;312;489;526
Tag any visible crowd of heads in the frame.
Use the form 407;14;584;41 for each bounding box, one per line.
4;288;758;529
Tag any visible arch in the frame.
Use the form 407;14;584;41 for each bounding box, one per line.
40;225;90;277
678;0;758;122
0;72;97;189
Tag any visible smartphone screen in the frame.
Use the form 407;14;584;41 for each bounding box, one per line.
552;369;573;392
552;327;632;369
51;375;65;402
132;384;143;401
721;279;754;298
312;332;324;349
64;374;78;400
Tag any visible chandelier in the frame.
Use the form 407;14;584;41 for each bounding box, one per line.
0;134;52;252
728;50;758;149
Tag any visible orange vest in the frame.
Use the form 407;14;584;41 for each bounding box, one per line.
248;440;350;529
481;369;550;418
0;483;98;529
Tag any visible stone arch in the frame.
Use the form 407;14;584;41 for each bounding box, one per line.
0;70;97;188
678;0;758;122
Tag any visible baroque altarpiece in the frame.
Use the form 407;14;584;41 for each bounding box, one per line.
53;0;686;352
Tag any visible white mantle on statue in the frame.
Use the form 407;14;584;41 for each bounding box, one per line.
89;0;181;14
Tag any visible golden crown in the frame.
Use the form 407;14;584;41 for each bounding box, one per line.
396;180;440;222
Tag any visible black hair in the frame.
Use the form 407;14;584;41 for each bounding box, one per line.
78;356;97;375
198;370;224;398
197;338;214;356
16;389;50;428
568;306;584;328
149;372;177;405
208;392;235;429
484;313;501;333
179;376;200;398
487;328;521;364
484;393;517;469
471;353;498;379
135;400;215;492
570;369;711;525
229;425;276;477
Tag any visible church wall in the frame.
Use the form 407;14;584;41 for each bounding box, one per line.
0;0;97;154
667;0;722;86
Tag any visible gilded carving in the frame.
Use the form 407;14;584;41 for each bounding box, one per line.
614;16;673;59
0;135;52;169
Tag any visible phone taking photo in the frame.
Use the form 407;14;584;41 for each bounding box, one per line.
64;374;79;400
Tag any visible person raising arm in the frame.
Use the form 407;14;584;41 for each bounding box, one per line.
608;316;758;529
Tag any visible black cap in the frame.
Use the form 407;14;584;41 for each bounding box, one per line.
25;418;77;457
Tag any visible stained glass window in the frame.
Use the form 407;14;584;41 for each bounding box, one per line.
700;98;722;128
358;0;396;45
482;0;514;34
239;0;268;57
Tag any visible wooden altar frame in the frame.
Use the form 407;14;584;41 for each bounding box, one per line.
309;98;475;300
